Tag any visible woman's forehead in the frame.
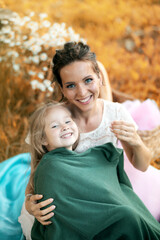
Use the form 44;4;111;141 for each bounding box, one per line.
60;61;95;81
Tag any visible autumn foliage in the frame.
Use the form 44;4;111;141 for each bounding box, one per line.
0;0;160;163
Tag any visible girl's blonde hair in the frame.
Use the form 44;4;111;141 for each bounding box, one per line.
28;101;68;193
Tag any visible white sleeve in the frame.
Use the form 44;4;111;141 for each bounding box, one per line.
18;202;34;240
115;103;138;130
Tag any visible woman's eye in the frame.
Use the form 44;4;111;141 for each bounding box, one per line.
85;78;92;83
66;84;75;89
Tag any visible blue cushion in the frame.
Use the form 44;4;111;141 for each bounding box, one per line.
0;153;31;240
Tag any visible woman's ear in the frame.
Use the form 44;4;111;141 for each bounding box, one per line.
60;85;64;95
99;74;103;86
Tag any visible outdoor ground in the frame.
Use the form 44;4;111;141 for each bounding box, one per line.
0;0;160;165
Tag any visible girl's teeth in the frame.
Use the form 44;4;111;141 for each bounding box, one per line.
62;133;72;138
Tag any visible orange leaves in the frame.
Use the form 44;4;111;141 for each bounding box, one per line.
1;0;160;163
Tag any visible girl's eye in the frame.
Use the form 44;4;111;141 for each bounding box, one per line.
85;78;92;83
52;125;58;128
65;120;71;124
66;84;75;89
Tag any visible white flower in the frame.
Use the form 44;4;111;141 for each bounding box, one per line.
16;41;21;46
13;64;20;72
31;56;40;64
40;53;48;61
48;86;54;92
79;38;87;44
38;72;44;79
29;45;42;54
42;66;48;71
29;12;35;17
4;38;11;44
36;38;44;46
55;37;66;46
0;57;3;62
37;83;46;91
28;70;36;76
30;80;46;91
70;33;80;42
7;51;19;58
1;26;12;34
42;20;51;28
23;35;28;40
9;42;16;47
23;16;31;22
1;20;9;25
39;13;48;20
27;21;39;32
43;79;51;88
30;80;39;90
41;33;50;42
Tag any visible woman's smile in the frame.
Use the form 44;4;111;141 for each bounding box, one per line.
60;61;101;113
76;95;92;104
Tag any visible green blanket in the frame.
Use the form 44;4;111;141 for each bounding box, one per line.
31;143;160;240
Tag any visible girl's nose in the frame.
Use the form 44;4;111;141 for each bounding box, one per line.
62;124;69;131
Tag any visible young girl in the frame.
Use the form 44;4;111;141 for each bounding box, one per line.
28;101;160;240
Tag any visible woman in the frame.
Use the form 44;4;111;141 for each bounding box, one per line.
20;42;158;237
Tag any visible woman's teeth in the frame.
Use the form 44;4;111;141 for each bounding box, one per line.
78;96;91;103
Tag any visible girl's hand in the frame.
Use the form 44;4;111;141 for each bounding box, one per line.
25;194;56;225
110;121;141;147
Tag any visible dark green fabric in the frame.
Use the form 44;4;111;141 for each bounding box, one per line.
31;143;160;240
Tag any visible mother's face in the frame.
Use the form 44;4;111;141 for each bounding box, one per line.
60;61;102;112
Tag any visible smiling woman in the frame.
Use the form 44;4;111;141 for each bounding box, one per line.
60;61;102;116
18;42;160;240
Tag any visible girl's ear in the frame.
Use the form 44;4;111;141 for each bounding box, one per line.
41;137;48;146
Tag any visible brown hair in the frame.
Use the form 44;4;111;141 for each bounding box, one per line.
52;42;100;88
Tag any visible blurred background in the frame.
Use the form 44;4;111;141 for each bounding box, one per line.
0;0;160;162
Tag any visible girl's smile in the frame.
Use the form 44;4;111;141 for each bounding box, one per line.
43;106;79;151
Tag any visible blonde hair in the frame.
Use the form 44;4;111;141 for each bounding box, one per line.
28;101;69;193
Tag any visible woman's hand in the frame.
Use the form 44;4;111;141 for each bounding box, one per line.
110;120;151;171
25;194;56;225
110;121;141;147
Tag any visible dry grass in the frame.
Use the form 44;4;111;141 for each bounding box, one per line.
0;0;160;166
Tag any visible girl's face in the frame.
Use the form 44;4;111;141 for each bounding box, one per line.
60;61;102;113
43;106;79;151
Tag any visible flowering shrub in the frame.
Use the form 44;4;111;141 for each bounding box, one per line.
0;0;160;167
0;11;86;93
0;10;86;161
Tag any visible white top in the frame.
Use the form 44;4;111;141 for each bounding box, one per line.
20;99;138;240
75;99;137;153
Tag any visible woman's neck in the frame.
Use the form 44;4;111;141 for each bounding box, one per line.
70;99;103;133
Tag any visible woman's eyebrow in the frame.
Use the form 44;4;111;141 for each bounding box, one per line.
64;82;74;85
64;75;93;85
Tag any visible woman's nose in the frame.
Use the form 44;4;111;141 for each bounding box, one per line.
77;84;86;97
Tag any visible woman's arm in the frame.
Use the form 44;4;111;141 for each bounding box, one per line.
110;121;152;171
25;181;55;225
